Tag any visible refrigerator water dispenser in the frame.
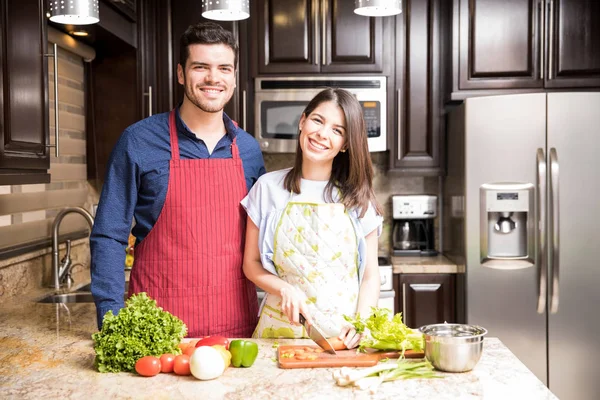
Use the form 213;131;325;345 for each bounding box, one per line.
480;183;535;269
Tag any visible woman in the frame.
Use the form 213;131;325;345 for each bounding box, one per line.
241;88;383;349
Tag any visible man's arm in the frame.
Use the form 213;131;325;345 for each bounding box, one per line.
90;128;140;329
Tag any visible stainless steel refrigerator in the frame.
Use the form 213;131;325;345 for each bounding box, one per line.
444;92;600;400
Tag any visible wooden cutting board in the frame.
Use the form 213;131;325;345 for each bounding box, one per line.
277;345;424;369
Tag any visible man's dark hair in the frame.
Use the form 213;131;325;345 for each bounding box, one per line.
179;22;239;68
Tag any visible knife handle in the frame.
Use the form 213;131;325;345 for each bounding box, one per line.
299;313;307;325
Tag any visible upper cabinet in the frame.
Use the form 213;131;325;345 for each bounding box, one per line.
452;0;600;98
392;0;449;175
0;0;50;185
545;0;600;88
252;0;386;75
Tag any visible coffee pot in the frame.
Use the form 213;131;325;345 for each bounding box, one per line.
392;195;437;256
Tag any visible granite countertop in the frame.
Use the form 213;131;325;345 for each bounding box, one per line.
0;292;557;399
391;254;464;274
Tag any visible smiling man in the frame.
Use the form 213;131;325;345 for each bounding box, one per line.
90;22;265;338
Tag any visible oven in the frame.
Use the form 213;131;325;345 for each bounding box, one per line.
254;76;387;153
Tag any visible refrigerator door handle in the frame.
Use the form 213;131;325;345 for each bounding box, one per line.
549;148;560;313
536;148;547;314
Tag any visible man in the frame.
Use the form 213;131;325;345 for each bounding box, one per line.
90;22;265;338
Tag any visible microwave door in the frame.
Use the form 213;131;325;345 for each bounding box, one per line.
255;92;316;153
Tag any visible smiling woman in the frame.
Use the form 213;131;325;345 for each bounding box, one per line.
241;87;383;349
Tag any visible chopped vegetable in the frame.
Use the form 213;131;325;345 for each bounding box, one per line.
344;307;424;354
229;339;259;367
92;292;187;373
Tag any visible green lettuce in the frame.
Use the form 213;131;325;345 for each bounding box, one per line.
92;292;187;373
344;307;424;354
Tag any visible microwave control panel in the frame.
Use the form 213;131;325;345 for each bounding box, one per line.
361;101;381;138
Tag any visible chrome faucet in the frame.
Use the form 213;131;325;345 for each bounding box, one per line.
52;207;94;291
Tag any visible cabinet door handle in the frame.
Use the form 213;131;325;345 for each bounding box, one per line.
242;89;247;131
397;88;402;159
314;0;320;65
547;0;554;79
44;43;60;157
143;86;153;117
539;0;545;80
402;283;407;322
321;0;327;66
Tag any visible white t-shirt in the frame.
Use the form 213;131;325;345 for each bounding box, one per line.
241;168;382;281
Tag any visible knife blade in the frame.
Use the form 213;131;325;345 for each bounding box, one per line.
299;313;337;355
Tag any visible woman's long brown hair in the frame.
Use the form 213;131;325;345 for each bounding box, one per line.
283;88;383;217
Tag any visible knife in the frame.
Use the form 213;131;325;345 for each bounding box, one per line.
299;313;337;355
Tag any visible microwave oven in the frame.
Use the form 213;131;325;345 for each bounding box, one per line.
254;76;387;153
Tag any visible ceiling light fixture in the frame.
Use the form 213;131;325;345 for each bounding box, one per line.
202;0;250;21
49;0;99;25
354;0;402;17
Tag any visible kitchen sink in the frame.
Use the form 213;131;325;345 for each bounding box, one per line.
37;281;130;304
37;292;95;304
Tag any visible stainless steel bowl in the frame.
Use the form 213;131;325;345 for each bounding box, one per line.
419;323;488;373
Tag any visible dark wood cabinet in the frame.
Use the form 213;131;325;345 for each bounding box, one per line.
87;0;172;182
394;274;457;329
137;0;173;119
0;0;50;185
252;0;385;75
454;0;543;91
545;0;600;88
452;0;600;97
392;0;448;175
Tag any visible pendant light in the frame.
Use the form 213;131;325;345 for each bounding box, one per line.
202;0;250;21
49;0;99;25
354;0;402;17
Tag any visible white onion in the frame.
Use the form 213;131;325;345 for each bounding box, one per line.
189;346;225;380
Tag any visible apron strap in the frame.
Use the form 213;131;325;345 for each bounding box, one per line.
168;110;180;161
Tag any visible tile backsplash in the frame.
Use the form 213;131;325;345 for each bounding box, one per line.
263;151;440;257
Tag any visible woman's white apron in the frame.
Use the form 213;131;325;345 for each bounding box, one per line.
253;201;359;338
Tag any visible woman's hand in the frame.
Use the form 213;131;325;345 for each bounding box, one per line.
279;284;313;326
338;325;363;349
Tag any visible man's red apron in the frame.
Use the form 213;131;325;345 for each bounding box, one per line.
128;110;258;338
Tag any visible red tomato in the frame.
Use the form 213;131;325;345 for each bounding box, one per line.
135;356;161;377
159;354;176;373
183;345;196;357
173;354;191;376
195;335;230;350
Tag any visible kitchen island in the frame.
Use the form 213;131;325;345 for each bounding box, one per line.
0;295;557;399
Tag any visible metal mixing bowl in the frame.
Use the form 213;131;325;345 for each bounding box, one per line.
419;323;488;373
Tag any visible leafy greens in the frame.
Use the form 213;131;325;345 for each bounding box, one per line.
92;292;187;373
344;307;424;354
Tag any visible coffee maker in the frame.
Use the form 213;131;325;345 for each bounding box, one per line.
392;195;437;256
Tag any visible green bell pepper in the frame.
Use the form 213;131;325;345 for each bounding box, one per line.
229;339;259;368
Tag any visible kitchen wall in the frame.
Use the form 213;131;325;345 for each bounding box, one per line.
263;152;440;257
0;45;99;301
